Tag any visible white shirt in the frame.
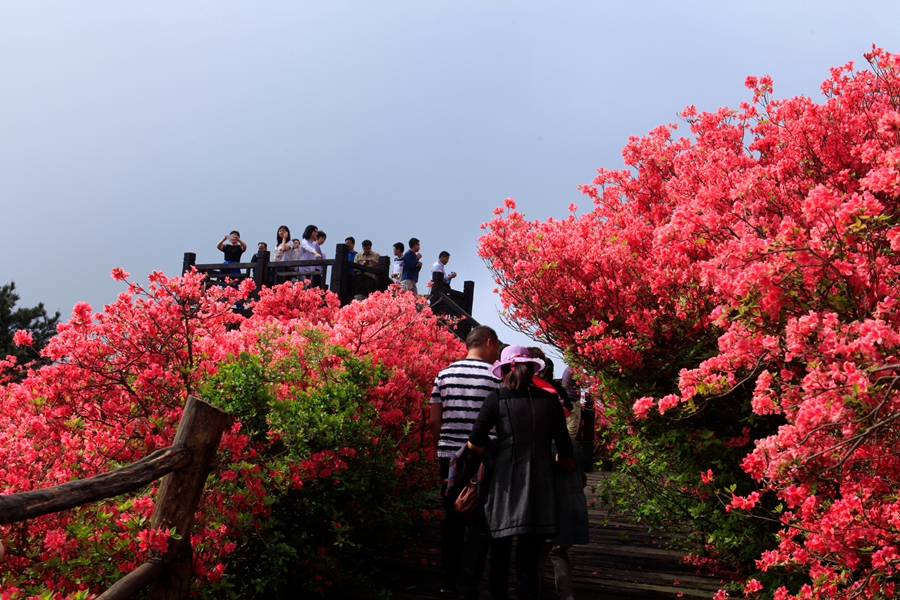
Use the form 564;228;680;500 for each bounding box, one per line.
295;239;321;273
432;260;451;284
391;256;403;280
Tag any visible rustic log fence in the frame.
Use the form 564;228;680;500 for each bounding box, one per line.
0;396;229;600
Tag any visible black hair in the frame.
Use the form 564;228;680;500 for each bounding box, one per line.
362;239;372;247
317;230;327;240
276;225;291;245
258;242;268;249
465;325;498;350
409;237;420;247
439;251;450;259
345;236;356;244
302;224;318;240
230;230;240;237
393;242;404;252
502;362;534;392
541;357;555;381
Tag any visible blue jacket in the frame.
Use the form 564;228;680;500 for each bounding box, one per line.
401;249;420;282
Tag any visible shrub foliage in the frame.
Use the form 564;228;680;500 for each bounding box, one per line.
479;47;900;599
0;271;463;599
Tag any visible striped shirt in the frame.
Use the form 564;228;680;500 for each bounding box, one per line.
430;358;500;459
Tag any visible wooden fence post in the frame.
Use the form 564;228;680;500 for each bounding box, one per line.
329;243;353;305
462;280;475;314
377;255;391;291
253;249;270;294
147;396;229;600
182;253;196;275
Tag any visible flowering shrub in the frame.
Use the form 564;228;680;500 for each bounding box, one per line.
480;47;900;598
0;273;463;598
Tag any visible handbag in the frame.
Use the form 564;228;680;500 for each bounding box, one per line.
454;474;479;523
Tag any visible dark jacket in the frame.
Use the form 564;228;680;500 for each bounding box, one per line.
468;383;573;538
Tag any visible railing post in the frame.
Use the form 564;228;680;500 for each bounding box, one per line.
253;250;270;294
329;243;353;305
430;271;446;313
462;280;475;314
182;253;196;275
147;396;229;600
377;255;391;291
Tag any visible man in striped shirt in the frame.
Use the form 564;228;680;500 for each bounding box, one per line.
429;325;500;596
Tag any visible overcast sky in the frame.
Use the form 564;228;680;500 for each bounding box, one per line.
2;1;898;358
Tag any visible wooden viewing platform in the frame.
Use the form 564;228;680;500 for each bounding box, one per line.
375;471;722;599
183;243;481;340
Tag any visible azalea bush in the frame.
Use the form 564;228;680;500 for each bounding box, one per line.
0;271;463;599
479;46;900;599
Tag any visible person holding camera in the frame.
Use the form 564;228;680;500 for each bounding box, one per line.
217;230;247;274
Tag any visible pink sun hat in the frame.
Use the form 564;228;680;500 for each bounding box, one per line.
490;344;545;379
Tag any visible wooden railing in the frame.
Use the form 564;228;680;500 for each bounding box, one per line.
0;396;229;600
427;271;479;341
184;243;477;314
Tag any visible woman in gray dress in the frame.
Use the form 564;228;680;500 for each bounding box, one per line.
467;345;575;600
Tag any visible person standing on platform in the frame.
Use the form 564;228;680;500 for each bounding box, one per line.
316;231;328;260
401;237;422;295
249;242;267;280
391;242;404;283
217;230;247;274
354;239;381;298
432;251;457;286
344;236;357;263
273;226;292;263
250;242;267;263
429;326;501;598
355;239;380;274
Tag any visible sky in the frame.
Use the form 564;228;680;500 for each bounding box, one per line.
2;1;898;361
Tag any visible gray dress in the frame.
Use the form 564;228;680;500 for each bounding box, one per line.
469;384;573;539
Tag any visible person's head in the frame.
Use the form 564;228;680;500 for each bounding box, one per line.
465;326;499;361
292;238;301;249
439;251;450;265
540;357;555;381
345;236;356;251
409;237;420;252
277;225;291;244
317;231;327;243
302;224;318;241
393;242;404;257
257;242;267;252
491;344;544;391
229;230;241;242
527;347;554;380
362;239;373;252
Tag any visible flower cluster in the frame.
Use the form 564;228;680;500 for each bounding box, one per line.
0;272;463;598
480;47;900;598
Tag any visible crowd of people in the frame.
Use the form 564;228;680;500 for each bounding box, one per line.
216;227;458;294
430;326;588;600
